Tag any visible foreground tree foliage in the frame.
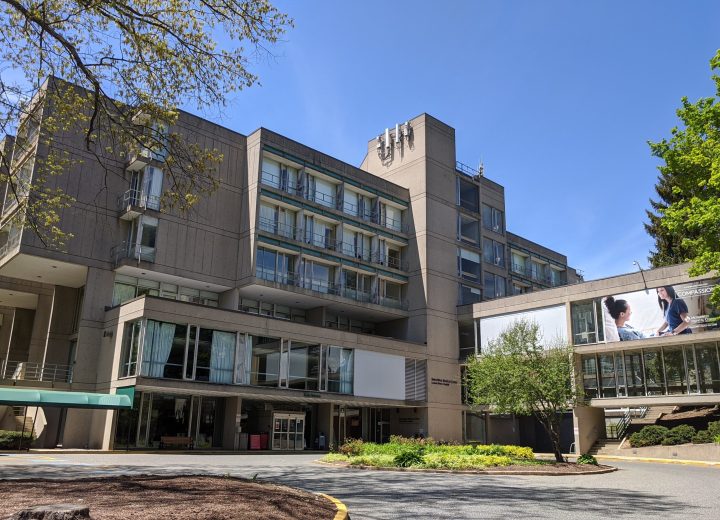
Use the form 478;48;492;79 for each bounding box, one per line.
464;320;577;462
0;0;292;245
646;50;720;304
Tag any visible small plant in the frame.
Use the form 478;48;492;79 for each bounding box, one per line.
629;425;669;447
576;454;598;465
714;434;720;445
393;447;425;467
692;430;713;444
0;430;35;449
338;438;364;456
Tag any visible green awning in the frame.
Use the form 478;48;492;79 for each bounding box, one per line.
0;387;132;409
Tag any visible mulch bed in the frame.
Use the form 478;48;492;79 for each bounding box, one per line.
0;475;338;519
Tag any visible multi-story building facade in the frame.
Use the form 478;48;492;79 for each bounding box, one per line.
460;263;720;453
0;80;577;450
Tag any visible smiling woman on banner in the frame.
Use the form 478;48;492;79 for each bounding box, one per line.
656;285;692;336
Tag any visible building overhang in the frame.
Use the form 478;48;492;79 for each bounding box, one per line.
588;393;720;409
0;387;132;409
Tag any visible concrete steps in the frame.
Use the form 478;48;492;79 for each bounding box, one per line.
632;406;678;426
588;439;623;456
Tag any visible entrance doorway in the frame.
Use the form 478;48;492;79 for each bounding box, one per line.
271;412;305;451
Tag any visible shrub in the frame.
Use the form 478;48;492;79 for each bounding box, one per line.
576;454;598;465
338;438;364;456
661;425;695;446
348;454;396;467
422;453;512;469
0;430;35;449
715;434;720;445
629;425;669;447
322;453;349;463
707;420;720;438
394;449;425;467
692;430;713;444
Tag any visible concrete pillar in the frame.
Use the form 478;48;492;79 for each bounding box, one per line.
573;405;606;454
223;396;242;450
219;288;239;311
27;291;55;364
0;307;15;371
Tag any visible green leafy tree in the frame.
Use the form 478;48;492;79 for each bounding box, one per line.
0;0;292;246
646;49;720;304
464;320;577;462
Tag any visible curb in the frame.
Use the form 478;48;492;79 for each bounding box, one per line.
594;455;720;468
318;493;349;520
315;459;617;476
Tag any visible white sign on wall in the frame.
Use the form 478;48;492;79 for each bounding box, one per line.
480;305;568;349
353;350;405;400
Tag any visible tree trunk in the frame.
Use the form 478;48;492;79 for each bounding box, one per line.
535;412;564;462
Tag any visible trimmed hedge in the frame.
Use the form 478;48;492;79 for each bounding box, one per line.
0;430;35;449
692;430;714;444
708;420;720;438
629;425;668;447
661;425;696;446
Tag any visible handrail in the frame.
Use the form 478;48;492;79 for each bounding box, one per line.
1;360;73;383
456;161;483;178
117;189;161;211
111;242;156;264
258;216;298;240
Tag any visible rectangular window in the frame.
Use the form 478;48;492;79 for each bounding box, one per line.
581;355;599;399
323;346;354;394
141;321;187;379
458;214;480;244
483;272;506;299
511;252;527;275
261;158;281;188
696;343;720;393
482;238;505;267
288;341;321;391
458;248;481;280
458;178;479;212
570;300;605;345
343;189;359;216
119;321;142;377
459;284;482;305
250;336;282;387
482;204;504;233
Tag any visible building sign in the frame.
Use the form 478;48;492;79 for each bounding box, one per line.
602;279;719;342
431;378;458;386
480;304;567;349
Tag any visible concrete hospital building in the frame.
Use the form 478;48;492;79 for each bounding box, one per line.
0;80;584;450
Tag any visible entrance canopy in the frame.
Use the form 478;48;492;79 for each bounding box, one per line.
0;388;132;409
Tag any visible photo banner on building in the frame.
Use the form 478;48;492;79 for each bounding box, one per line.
603;279;720;342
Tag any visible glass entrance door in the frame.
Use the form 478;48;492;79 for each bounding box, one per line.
271;412;305;451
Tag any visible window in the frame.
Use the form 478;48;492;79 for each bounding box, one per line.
127;215;157;261
308;174;336;207
112;274;219;307
382;280;402;306
261;158;281;188
457;178;479;212
250;335;282;387
119;321;142;377
483;272;506;299
531;261;547;283
482;204;504;233
549;268;564;287
482;238;505;267
459;284;482;305
304;216;335;249
458;214;480;244
571;300;605;346
381;203;402;231
288;341;321;391
302;260;334;293
343;189;359;216
323;345;354;394
458;319;480;360
511;252;527;275
256;247;295;284
129;166;162;210
458;248;481;280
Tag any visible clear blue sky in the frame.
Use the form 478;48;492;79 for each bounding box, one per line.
201;0;720;281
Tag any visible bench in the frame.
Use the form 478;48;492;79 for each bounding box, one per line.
159;436;194;449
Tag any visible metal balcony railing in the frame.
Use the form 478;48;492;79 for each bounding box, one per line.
310;190;336;208
260;170;301;196
371;251;408;271
336;242;373;262
258;216;299;240
1;360;73;383
0;230;21;259
111;242;156;264
303;231;337;250
117;189;161;212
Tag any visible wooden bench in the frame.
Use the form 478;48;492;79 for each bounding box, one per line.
159;436;194;449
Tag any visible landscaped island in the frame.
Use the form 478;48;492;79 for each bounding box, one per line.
322;436;609;474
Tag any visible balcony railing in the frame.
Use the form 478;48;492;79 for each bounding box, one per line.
511;262;564;286
256;267;407;310
258;216;299;240
260;171;301;196
310;190;336;208
117;189;161;212
303;231;337;250
112;242;156;264
1;360;73;383
371;252;408;271
342;201;375;221
337;242;372;262
0;229;21;259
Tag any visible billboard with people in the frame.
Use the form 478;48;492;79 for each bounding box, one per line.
602;279;720;342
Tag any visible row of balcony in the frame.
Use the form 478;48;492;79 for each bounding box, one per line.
0;360;73;383
258;217;407;271
261;170;407;233
510;262;563;287
256;267;408;310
